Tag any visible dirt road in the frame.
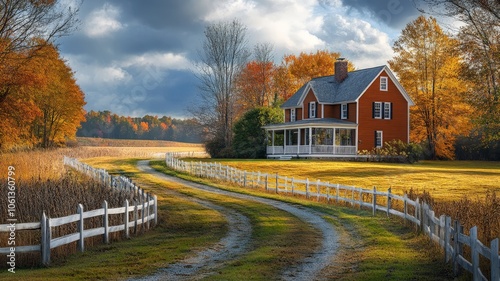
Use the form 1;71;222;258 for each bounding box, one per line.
133;160;339;280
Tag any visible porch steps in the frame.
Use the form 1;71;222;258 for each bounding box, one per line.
278;155;293;160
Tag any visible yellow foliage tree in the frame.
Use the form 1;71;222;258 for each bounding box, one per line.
389;16;471;159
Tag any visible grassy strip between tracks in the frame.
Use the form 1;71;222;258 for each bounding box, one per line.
1;157;320;281
149;160;458;281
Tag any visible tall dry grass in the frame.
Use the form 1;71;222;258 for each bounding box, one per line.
0;148;157;267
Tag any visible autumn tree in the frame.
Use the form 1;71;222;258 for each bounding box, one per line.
29;43;86;148
421;0;499;158
193;19;249;157
235;43;275;113
275;50;355;103
389;16;471;159
0;0;79;104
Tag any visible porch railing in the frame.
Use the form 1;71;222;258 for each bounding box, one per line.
267;145;356;155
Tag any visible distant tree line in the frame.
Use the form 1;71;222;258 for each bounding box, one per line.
77;111;203;143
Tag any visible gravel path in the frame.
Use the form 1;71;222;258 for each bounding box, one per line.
134;160;339;280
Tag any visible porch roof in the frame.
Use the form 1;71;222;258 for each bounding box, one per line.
263;118;357;130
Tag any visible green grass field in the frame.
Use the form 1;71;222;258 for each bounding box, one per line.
191;159;500;202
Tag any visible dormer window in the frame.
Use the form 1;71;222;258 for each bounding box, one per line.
290;108;296;122
341;103;348;119
309;102;316;118
380;77;388;91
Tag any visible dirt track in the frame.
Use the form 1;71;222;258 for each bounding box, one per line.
132;160;339;280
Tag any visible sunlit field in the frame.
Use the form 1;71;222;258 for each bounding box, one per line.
193;159;500;202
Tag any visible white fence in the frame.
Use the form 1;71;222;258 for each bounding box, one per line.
166;153;500;281
0;157;157;266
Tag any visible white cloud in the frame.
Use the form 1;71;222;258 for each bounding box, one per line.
320;13;394;68
122;52;193;71
84;3;124;38
204;0;326;56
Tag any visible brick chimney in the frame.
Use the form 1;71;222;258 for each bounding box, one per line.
335;58;348;82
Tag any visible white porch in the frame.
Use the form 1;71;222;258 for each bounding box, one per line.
263;119;358;158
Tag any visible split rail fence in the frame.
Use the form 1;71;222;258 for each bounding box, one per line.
166;152;499;281
0;157;157;266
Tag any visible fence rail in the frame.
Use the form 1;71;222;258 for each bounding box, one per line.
165;153;500;281
0;157;158;266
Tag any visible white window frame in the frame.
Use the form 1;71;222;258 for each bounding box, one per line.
309;102;316;118
375;131;383;148
380;76;388;91
374;102;382;119
383;102;391;119
341;103;348;120
290;108;296;122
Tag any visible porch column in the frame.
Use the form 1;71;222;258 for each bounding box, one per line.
332;127;336;155
297;129;301;154
284;129;287;155
272;130;275;155
309;127;312;154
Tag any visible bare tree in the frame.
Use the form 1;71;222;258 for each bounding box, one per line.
253;43;275;106
193;19;249;155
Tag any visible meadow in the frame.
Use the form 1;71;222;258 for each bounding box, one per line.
0;139;497;279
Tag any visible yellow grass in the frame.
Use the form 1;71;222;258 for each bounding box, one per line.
195;159;500;202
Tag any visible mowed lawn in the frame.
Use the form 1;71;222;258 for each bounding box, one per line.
194;159;500;202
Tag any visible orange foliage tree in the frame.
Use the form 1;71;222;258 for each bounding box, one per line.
389;16;471;159
28;43;86;148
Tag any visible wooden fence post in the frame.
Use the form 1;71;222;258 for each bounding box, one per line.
316;180;321;201
306;178;309;199
403;193;408;223
103;200;109;244
372;186;377;216
153;195;158;226
78;204;84;252
386;187;392;217
415;198;420;232
124;199;130;239
275;173;279;194
265;174;269;192
336;184;339;203
134;200;138;235
452;220;462;277
141;190;146;233
291;177;294;195
326;182;330;203
470;226;479;281
243;171;247;187
41;211;51;266
146;193;151;230
358;188;362;209
444;216;451;263
490;238;499;281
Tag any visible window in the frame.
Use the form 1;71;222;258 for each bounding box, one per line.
373;102;382;119
375;131;383;148
341;103;348;119
380;77;388;91
290;108;296;122
309;102;316;118
383;102;392;119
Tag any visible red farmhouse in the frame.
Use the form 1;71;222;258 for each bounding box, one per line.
263;58;414;158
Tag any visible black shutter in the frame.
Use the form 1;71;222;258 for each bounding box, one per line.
316;102;318;118
372;102;375;118
390;103;393;119
382;103;385;119
374;131;377;147
346;104;349;119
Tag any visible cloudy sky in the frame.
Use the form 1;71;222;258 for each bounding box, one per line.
58;0;427;118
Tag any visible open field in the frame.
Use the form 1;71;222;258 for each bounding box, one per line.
191;159;500;202
76;137;204;148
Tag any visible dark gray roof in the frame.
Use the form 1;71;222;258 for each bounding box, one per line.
282;65;385;108
262;118;357;129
